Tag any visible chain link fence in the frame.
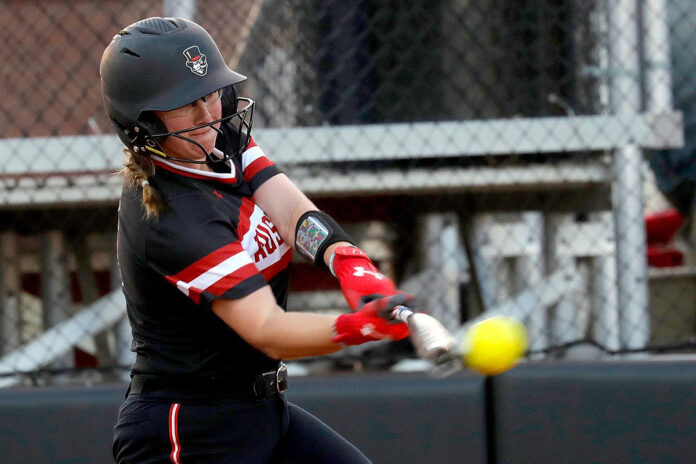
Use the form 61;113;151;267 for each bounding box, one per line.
0;0;694;386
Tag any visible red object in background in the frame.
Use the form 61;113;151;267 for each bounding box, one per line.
21;270;113;301
646;246;684;267
74;346;98;368
646;209;683;245
645;209;684;267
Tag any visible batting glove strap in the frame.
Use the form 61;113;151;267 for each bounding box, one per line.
332;294;411;345
331;246;397;311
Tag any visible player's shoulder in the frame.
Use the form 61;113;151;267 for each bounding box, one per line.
143;191;243;271
158;188;237;232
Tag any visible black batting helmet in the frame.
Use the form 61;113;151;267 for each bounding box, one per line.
100;17;253;162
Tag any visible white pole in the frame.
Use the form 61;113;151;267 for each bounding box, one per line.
608;0;650;351
465;214;500;312
515;213;546;354
423;214;462;331
40;231;74;370
642;0;674;112
546;214;585;347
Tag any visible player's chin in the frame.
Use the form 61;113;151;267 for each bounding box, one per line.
190;130;217;154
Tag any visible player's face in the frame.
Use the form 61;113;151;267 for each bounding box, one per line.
154;90;223;162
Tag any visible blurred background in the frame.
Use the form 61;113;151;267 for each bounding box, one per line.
1;0;695;388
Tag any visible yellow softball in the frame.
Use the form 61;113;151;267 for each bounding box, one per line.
462;315;528;376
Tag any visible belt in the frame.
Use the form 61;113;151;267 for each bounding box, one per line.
128;363;288;402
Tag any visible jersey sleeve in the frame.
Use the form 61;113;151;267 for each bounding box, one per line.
145;194;268;308
240;137;281;192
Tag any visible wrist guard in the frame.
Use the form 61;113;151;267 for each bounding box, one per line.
295;211;353;267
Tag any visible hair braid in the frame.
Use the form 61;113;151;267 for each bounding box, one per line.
120;149;165;217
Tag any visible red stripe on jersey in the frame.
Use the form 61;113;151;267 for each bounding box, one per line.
247;136;258;149
236;198;256;238
260;247;293;281
169;403;181;464
204;262;259;296
152;158;238;184
187;287;202;305
167;242;244;284
244;156;274;183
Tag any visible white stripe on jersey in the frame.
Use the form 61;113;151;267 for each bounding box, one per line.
175;251;253;296
241;145;266;171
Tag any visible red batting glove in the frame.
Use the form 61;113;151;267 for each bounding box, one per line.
331;246;397;311
332;293;411;345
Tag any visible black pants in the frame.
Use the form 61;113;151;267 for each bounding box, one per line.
113;392;371;463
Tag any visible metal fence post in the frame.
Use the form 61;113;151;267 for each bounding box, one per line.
421;213;463;331
546;214;583;347
643;0;674;113
608;0;650;350
0;233;20;355
515;213;546;354
40;231;73;370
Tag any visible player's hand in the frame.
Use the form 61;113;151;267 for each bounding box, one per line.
331;245;397;311
332;293;411;345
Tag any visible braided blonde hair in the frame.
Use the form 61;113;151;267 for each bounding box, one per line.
120;148;165;218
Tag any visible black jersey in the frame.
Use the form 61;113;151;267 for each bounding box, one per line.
117;137;292;379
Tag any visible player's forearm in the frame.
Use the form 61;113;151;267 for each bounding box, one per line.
253;311;343;360
212;287;410;361
212;288;344;359
253;296;413;359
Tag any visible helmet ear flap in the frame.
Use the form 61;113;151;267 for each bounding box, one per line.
138;112;167;138
220;84;238;118
111;118;140;151
130;111;168;154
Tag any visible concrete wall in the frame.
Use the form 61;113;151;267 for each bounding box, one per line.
0;361;695;464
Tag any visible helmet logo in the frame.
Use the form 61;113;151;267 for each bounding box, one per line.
183;46;208;76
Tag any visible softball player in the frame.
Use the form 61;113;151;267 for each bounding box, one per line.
101;17;409;463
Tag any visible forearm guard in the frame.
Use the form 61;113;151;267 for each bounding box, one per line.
294;211;353;267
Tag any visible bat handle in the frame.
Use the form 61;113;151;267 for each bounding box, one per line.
390;305;415;323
